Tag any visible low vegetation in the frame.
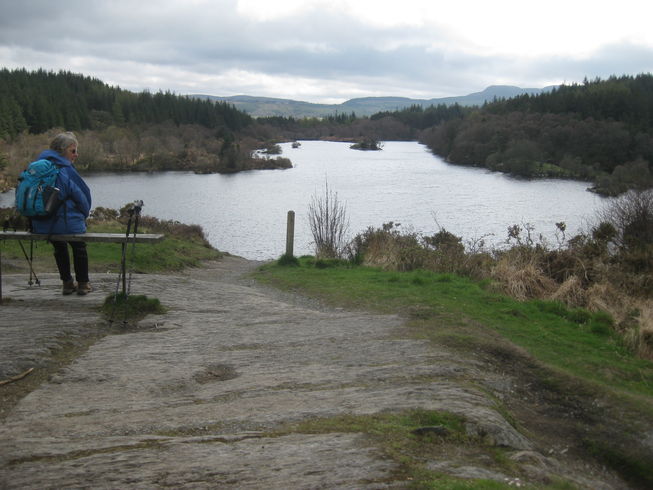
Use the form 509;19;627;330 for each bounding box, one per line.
0;123;293;192
100;293;166;322
271;410;527;489
352;192;653;361
305;177;653;359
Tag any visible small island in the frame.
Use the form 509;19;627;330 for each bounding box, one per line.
350;139;383;151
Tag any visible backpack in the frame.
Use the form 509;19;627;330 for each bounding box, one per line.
15;159;63;218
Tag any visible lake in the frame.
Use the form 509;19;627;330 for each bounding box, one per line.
1;141;609;260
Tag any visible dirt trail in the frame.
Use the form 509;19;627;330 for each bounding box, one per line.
0;256;628;488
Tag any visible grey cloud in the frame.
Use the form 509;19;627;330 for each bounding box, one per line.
0;0;481;94
575;43;653;79
0;0;650;101
167;11;461;82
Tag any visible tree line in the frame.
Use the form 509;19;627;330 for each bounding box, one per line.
0;68;252;140
486;74;653;131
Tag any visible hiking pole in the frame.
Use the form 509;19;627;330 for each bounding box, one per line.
17;240;40;286
109;207;135;325
126;200;143;299
119;207;135;296
122;201;143;326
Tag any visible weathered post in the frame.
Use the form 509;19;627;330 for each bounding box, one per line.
286;210;295;257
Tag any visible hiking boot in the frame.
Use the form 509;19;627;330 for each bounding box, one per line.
62;280;77;295
77;282;92;296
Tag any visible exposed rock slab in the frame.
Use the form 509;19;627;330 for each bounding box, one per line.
0;257;622;488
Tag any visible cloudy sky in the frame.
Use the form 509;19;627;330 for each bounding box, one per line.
1;0;652;103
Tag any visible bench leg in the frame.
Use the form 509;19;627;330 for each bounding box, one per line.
121;243;127;296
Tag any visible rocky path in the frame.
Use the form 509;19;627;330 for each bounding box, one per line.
0;257;625;488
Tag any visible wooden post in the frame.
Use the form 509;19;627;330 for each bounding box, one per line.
286;210;295;257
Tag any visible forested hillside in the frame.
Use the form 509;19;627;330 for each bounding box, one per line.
418;74;653;195
0;69;292;190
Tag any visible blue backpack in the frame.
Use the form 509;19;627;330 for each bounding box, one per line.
15;159;62;218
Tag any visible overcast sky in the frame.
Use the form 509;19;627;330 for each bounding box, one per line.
1;0;652;103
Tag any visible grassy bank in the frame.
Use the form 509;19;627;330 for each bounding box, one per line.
255;257;653;488
257;258;652;400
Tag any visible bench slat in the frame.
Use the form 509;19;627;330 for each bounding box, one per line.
0;231;164;244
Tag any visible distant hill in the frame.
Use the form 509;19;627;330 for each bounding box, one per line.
190;85;557;118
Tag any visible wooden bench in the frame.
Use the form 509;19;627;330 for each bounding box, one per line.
0;231;164;302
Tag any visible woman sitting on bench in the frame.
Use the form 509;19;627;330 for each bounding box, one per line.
31;132;93;296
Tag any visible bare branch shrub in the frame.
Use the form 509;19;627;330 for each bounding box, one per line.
597;189;653;254
308;181;349;259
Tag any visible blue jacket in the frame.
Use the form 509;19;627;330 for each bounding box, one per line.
30;150;92;235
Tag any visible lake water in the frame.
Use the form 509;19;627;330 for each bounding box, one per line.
1;141;609;260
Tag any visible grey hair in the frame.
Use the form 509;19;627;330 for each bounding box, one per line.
49;131;78;154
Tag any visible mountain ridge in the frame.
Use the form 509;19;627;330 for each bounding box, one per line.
190;85;557;118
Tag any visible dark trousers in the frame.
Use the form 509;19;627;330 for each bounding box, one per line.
52;241;89;283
